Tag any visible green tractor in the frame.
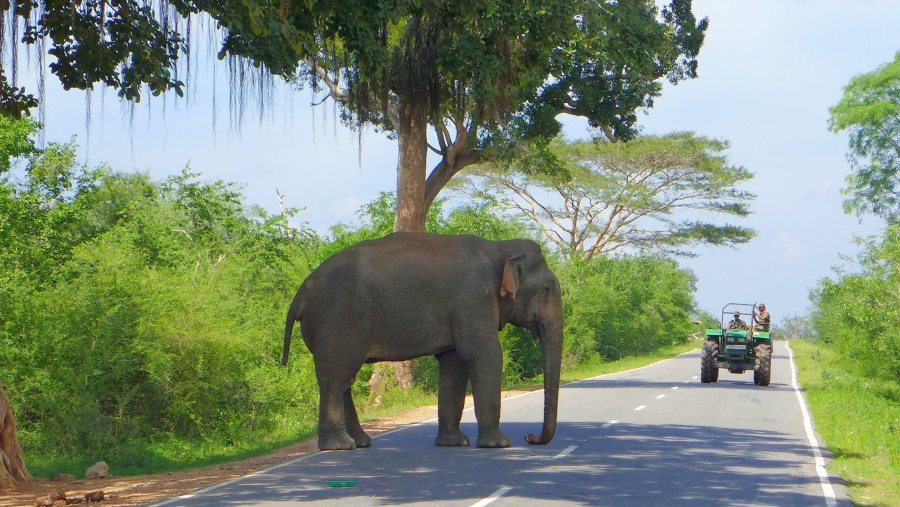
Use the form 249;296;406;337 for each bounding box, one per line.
701;303;773;386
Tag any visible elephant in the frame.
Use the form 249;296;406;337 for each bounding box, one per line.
282;232;563;451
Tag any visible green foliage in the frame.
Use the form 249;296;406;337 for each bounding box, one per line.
0;115;40;172
0;71;40;118
810;223;900;380
828;51;900;219
520;0;706;143
3;0;188;103
225;0;707;140
1;133;321;469
558;255;696;366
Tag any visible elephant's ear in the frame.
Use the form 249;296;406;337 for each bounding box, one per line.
500;255;524;299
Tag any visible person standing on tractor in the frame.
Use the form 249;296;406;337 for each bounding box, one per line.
728;311;749;330
754;304;771;331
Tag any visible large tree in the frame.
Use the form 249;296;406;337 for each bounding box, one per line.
2;0;707;231
458;132;756;259
0;116;39;487
828;51;900;220
0;382;33;488
280;0;708;232
2;0;707;389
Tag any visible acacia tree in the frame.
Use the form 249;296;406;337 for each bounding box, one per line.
828;51;900;220
460;133;756;259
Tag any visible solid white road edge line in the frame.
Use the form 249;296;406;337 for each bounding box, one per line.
579;349;699;383
470;487;513;507
785;341;838;507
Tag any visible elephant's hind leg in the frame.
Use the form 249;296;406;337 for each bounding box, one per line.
435;350;471;447
344;388;372;448
315;363;360;451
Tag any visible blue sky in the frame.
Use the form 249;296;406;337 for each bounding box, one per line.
27;0;900;322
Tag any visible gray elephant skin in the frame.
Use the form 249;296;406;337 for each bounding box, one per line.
282;232;564;451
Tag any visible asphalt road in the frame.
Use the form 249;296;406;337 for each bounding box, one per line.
151;341;851;506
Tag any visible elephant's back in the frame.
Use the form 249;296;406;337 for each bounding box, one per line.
301;233;494;311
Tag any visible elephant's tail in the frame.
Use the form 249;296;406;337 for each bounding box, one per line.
282;288;304;365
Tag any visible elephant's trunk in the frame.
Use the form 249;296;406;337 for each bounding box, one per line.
282;289;303;365
525;319;561;445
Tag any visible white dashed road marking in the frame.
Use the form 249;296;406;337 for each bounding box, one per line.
553;446;578;459
470;487;513;507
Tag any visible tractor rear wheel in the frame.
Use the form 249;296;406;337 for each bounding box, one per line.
700;339;719;383
754;343;772;386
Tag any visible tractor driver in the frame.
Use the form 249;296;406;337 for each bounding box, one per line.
727;311;749;330
754;303;771;331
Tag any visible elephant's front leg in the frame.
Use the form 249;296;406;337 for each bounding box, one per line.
315;363;359;451
465;337;510;448
435;350;470;447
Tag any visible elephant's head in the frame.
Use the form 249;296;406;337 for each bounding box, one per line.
499;240;563;445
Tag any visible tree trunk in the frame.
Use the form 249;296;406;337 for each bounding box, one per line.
369;99;429;402
0;382;34;488
393;100;428;233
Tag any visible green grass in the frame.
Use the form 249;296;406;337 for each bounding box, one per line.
25;425;320;478
790;339;900;507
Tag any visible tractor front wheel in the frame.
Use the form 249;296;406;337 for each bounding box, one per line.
700;339;719;383
754;343;772;386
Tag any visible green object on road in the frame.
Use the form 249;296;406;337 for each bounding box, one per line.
328;480;358;487
701;303;773;386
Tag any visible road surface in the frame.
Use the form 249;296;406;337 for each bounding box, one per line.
151;341;851;506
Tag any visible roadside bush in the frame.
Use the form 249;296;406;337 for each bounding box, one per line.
559;255;695;365
811;225;900;380
1;163;321;468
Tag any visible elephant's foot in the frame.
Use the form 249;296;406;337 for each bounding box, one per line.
435;429;470;447
476;429;511;448
317;432;357;451
349;429;372;448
